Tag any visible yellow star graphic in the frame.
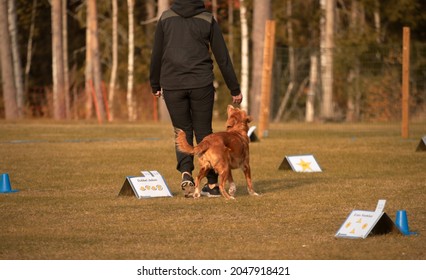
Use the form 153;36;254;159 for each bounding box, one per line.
297;159;313;171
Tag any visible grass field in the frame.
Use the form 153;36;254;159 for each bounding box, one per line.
0;120;425;260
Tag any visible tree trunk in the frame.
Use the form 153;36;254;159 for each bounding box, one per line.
144;0;155;38
250;0;270;121
306;53;318;122
51;0;66;119
212;0;217;20
8;0;24;118
0;0;18;119
127;0;135;121
273;82;293;122
239;0;249;112
284;76;309;121
84;3;93;119
346;0;357;122
274;0;295;122
157;0;170;122
146;0;155;19
287;0;296;84
228;0;234;61
62;0;70;119
108;0;118;121
346;0;364;122
24;0;37;98
88;0;106;122
141;0;169;121
374;0;381;43
157;0;169;17
320;0;334;120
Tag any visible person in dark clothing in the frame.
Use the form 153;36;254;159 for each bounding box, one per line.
150;0;243;198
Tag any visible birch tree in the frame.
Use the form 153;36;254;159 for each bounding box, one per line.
305;54;318;122
87;0;106;122
212;0;217;19
287;0;296;86
51;0;66;119
239;0;249;112
127;0;135;121
157;0;169;18
141;0;169;121
62;0;70;119
346;0;361;122
108;0;118;121
84;2;93;119
8;0;23;117
0;0;18;119
24;0;37;96
374;0;381;43
145;0;155;20
157;0;169;122
228;0;234;61
320;0;334;120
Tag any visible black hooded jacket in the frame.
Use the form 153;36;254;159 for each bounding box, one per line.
149;0;240;96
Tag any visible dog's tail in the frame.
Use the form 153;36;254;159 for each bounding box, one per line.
175;129;195;155
175;129;209;156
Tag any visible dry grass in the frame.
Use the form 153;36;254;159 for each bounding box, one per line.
0;120;425;260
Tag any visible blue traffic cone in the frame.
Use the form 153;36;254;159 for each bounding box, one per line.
0;173;19;193
395;210;417;236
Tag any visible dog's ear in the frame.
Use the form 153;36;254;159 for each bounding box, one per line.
227;104;235;117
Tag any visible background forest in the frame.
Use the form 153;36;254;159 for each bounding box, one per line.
0;0;425;123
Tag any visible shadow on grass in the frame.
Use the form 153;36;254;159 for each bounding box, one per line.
248;176;326;196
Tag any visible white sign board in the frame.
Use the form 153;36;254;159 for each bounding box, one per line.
279;155;322;172
335;200;396;239
118;170;172;199
247;126;259;142
335;210;384;239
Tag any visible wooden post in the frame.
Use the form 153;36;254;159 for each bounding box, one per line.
258;20;276;139
402;27;410;139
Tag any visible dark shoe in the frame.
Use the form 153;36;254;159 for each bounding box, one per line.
180;172;195;198
200;184;221;197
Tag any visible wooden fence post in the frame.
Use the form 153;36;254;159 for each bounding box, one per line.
258;20;276;139
402;27;410;139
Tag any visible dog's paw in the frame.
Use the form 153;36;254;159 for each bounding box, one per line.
250;192;259;196
193;192;201;199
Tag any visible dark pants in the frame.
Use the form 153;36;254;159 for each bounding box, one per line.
163;84;218;184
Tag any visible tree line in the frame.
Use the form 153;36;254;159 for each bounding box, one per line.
0;0;425;122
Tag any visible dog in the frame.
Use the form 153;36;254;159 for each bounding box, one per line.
175;105;258;200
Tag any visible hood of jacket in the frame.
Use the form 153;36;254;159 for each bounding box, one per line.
171;0;207;18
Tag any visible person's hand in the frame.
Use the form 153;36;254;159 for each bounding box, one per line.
153;90;162;98
232;93;243;105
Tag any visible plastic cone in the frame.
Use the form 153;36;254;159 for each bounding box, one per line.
395;210;417;236
0;173;19;193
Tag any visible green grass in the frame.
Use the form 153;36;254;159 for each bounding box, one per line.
0;120;425;260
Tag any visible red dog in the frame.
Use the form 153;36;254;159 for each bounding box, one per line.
175;105;258;199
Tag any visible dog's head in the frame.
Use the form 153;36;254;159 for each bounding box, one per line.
226;105;252;133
